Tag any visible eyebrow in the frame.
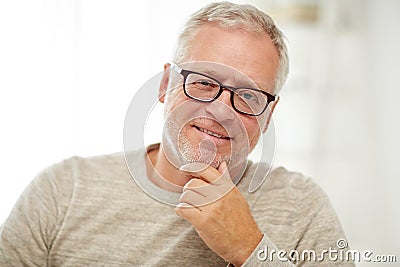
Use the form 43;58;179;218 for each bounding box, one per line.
192;68;267;91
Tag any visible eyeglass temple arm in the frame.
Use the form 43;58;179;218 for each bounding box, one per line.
170;63;182;74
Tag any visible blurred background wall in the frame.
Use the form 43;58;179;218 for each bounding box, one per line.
0;0;399;265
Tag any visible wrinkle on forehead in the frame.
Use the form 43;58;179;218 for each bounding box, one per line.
181;24;279;94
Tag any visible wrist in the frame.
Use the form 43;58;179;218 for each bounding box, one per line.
231;230;263;266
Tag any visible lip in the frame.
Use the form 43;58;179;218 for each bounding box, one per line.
194;125;230;138
191;124;233;145
191;118;230;136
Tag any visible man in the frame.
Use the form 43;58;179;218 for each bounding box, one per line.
0;2;353;266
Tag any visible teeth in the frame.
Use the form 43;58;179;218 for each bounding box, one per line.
198;127;228;139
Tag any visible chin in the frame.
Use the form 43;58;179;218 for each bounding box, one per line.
164;119;248;170
183;140;244;169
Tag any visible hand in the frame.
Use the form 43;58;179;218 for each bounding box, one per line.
175;162;263;266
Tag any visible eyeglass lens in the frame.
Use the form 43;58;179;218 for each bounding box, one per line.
184;72;269;115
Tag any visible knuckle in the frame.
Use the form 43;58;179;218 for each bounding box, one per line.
184;178;206;189
179;190;191;202
175;206;183;217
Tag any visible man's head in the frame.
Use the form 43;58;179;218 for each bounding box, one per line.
174;1;288;94
158;2;288;175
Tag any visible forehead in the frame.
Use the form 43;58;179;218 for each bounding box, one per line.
183;23;279;94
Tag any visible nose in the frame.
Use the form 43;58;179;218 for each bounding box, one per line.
205;89;236;121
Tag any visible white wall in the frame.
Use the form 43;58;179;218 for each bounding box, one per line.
271;0;400;264
1;0;399;265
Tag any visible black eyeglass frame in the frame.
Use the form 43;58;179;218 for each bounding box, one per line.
170;63;277;116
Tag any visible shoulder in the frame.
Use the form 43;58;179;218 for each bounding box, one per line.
267;166;325;198
241;163;324;197
26;152;131;204
241;163;332;214
52;152;126;175
42;152;128;181
267;166;330;207
0;152;134;265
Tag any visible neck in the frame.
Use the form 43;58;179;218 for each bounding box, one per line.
146;143;190;192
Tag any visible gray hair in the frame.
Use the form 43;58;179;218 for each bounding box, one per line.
173;1;289;94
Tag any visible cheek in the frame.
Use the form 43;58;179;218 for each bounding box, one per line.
242;117;264;149
248;127;261;148
164;92;206;127
164;88;186;115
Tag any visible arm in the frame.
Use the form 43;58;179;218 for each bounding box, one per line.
176;162;289;266
240;170;355;266
0;160;73;266
176;163;354;266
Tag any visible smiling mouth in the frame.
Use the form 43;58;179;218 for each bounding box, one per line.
194;125;230;140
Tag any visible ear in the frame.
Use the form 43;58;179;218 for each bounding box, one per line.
158;63;171;103
262;96;279;133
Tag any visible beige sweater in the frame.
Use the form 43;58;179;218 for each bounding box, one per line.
0;148;354;266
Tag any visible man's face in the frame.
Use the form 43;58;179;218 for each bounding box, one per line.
160;23;279;172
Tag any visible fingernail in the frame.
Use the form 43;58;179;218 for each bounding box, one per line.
179;162;209;173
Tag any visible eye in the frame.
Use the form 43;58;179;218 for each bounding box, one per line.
200;80;211;86
238;91;258;103
242;92;254;100
193;79;219;89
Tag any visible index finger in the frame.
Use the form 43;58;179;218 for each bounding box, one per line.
179;162;230;184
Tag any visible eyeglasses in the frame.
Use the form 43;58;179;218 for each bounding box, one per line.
170;63;276;116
